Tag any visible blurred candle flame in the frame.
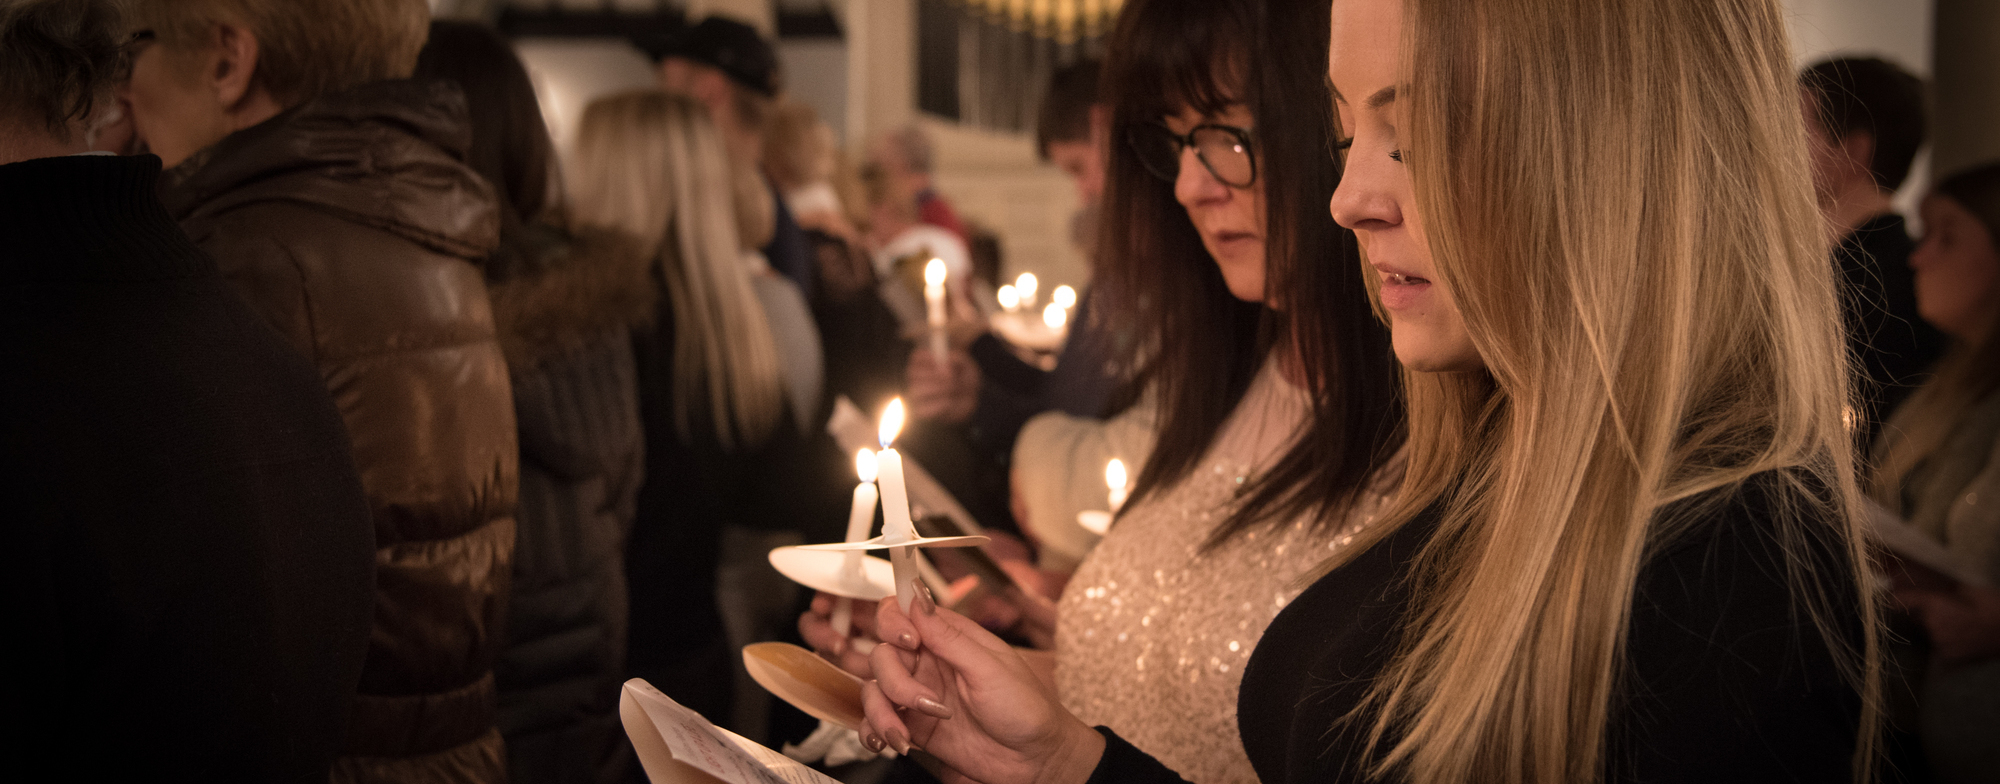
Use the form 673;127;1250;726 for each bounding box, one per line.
1052;285;1077;309
1016;272;1039;303
1043;302;1067;330
879;398;906;448
855;448;879;483
925;258;947;287
998;285;1019;310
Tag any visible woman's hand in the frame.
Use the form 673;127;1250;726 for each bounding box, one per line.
798;592;881;678
861;582;1103;784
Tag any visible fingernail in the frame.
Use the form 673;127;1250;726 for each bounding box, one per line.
886;727;912;755
852;637;878;655
915;695;954;719
863;733;885;753
897;632;918;650
913;579;936;615
832;637;846;656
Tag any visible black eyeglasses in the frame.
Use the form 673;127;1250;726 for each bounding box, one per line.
1127;122;1258;188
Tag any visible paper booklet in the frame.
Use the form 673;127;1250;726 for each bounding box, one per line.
620;679;841;784
1861;498;1989;587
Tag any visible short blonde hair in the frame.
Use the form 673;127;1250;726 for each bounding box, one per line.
126;0;428;106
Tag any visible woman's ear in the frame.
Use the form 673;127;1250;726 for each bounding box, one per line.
207;22;261;110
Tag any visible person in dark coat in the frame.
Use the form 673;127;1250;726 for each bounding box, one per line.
416;22;656;784
1801;56;1948;452
120;1;518;780
0;1;374;780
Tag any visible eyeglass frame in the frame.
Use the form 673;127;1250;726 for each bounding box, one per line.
1126;122;1259;189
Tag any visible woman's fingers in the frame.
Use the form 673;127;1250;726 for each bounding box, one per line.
861;679;912;754
870;637;954;719
877;595;922;650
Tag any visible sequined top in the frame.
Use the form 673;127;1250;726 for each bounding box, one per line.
1054;360;1395;784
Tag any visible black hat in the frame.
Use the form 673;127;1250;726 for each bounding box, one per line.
633;16;780;98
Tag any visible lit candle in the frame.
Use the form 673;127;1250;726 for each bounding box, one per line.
1043;302;1068;331
1016;272;1039;308
1052;284;1077;309
925;258;949;362
875;400;919;610
1106;458;1129;512
997;284;1020;312
830;448;880;637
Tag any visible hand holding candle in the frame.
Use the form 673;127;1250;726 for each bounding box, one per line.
830;448;881;636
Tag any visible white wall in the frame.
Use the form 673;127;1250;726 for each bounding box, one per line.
779;39;850;146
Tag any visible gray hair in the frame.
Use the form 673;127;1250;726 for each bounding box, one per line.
888;124;934;175
0;0;124;138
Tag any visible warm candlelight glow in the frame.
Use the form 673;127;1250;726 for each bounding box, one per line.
1107;457;1129;512
924;258;947;287
879;398;906;448
1052;284;1077;309
1043;302;1067;330
998;285;1020;310
1016;272;1039;305
855;448;879;483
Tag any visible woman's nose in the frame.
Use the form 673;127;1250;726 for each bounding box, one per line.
1175;146;1228;206
1329;155;1400;231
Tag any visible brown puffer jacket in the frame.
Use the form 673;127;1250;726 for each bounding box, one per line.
159;80;518;783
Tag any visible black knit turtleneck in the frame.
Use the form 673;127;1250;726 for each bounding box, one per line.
0;154;210;282
0;154;377;782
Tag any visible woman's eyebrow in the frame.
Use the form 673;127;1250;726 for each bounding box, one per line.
1364;85;1398;108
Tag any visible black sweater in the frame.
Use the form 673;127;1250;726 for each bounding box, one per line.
1089;472;1865;783
0;154;376;781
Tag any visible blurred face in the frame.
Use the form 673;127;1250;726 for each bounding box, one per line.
1327;0;1480;372
1046;139;1104;206
120;33;232;168
1800;88;1841;207
1910;194;2000;342
1164;102;1267;303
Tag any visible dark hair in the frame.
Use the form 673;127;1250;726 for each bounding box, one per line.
1801;56;1927;192
414;21;557;278
1096;0;1403;546
0;0;123;138
1036;58;1101;159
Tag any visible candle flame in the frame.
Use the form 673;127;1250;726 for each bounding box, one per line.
1105;458;1127;491
1015;272;1038;301
879;398;906;448
925;258;947;287
1052;285;1076;309
855;448;879;483
1043;302;1067;330
997;285;1019;310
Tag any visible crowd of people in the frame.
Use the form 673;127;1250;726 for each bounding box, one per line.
2;0;1995;783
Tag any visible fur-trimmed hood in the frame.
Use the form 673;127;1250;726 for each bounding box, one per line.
488;226;657;373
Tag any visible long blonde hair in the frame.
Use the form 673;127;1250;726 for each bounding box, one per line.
568;90;784;450
1323;0;1880;780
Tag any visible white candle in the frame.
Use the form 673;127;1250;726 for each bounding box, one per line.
876;400;914;544
925;258;949;361
1052;284;1077;309
1043;302;1068;331
1106;458;1129;512
876;399;919;610
998;284;1020;312
1016;272;1039;308
830;448;881;637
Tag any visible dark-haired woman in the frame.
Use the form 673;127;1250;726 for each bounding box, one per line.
415;23;655;784
797;0;1401;778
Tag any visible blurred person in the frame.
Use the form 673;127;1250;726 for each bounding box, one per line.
1870;161;2000;784
764;98;855;239
1802;56;1947;452
119;1;519;780
804;0;1408;780
637;16;815;300
414;22;656;784
858;0;1878;782
0;1;374;780
567;90;851;730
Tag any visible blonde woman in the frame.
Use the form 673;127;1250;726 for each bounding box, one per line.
850;0;1877;781
567;90;797;722
1870;161;2000;782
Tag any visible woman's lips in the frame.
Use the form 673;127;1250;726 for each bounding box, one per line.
1377;271;1432;310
